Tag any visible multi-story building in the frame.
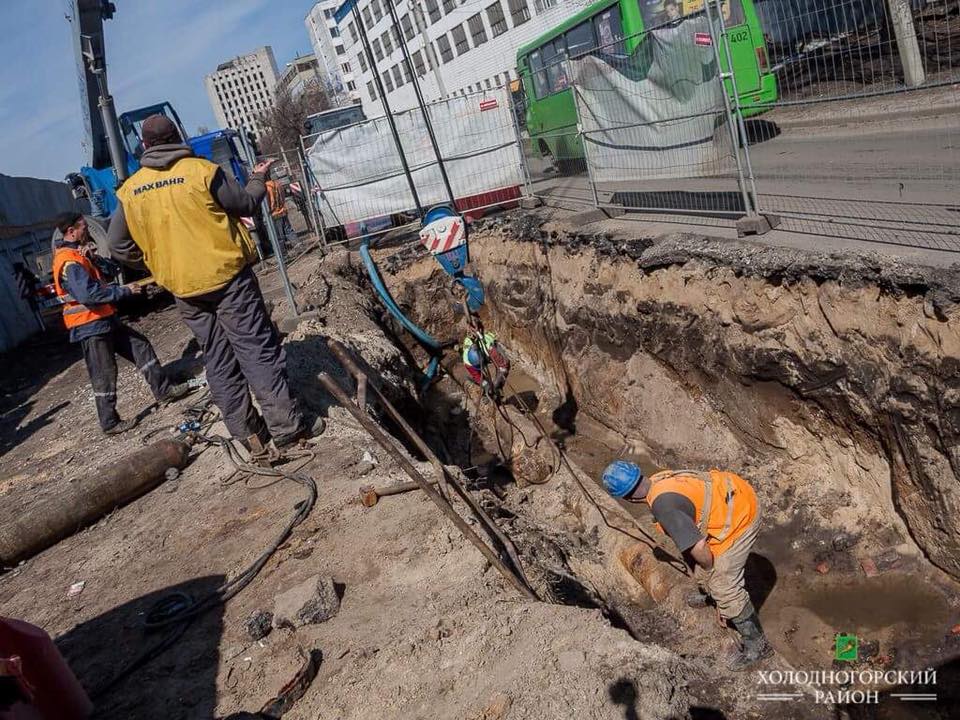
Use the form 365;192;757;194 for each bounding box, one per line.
278;54;326;100
335;0;590;117
204;46;280;142
305;0;362;104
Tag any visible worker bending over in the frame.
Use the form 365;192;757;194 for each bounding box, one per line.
463;331;509;395
602;461;773;670
53;212;187;434
107;115;322;456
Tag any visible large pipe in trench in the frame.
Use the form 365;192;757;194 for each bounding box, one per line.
0;439;192;567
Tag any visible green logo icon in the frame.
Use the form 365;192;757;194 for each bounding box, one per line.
835;634;859;662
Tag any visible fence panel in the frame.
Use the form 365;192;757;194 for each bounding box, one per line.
303;87;525;244
522;15;753;220
746;0;960;249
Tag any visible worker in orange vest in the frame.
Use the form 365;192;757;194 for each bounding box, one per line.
52;212;188;434
602;461;772;670
265;178;293;245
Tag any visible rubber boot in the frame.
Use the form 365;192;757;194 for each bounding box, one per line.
274;415;327;450
728;604;774;671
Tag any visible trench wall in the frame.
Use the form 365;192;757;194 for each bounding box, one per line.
390;221;960;580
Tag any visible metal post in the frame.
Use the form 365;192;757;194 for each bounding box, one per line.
354;4;424;218
703;0;755;216
299;136;332;248
570;83;600;208
292;142;325;247
237;132;298;317
388;2;457;210
707;0;760;213
887;0;926;87
508;82;534;196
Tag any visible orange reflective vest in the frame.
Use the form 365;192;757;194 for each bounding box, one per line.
266;180;286;218
646;469;757;557
51;247;116;329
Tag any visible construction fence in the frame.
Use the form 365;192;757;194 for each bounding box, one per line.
519;0;959;250
298;0;958;252
302;86;527;247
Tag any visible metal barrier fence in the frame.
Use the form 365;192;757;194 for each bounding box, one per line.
301;86;527;248
517;0;959;250
744;0;960;249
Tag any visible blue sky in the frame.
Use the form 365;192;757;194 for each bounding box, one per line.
0;0;320;181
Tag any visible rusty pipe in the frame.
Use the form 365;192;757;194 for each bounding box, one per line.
318;373;536;600
359;480;437;507
328;340;532;590
0;439;192;567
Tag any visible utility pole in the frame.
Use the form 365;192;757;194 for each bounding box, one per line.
886;0;926;87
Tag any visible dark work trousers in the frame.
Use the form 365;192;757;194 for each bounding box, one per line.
174;266;302;442
80;323;172;431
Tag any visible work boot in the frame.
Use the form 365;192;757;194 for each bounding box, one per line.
273;415;326;450
728;605;774;671
160;382;192;404
103;418;136;436
685;588;711;609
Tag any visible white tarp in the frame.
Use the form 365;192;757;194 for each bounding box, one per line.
570;15;735;183
305;88;523;226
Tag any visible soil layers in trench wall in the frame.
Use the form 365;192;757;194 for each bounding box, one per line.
387;215;960;584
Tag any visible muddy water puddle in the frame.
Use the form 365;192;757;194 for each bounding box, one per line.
429;353;959;677
496;367;960;673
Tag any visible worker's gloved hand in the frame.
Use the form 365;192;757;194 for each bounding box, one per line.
493;370;507;392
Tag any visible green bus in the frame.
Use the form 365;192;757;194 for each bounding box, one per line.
516;0;777;167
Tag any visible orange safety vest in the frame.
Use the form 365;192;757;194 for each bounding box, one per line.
51;247;116;329
646;469;757;557
266;180;286;218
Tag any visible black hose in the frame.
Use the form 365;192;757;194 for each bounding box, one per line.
91;431;318;700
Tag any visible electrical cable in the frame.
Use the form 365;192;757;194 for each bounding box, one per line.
92;420;319;700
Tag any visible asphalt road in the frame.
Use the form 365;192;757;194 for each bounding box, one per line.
527;113;960;252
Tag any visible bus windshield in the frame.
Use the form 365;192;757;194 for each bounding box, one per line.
304;105;366;136
638;0;744;30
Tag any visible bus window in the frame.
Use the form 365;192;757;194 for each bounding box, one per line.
593;6;624;54
543;38;569;93
638;0;744;29
566;21;596;59
528;50;550;99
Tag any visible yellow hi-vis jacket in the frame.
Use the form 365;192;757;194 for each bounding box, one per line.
116;157;258;298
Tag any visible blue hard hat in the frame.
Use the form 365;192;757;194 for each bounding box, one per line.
602;460;643;498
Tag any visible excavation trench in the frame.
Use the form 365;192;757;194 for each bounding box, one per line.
376;217;960;699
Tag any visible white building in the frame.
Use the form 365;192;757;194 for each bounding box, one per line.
278;54;326;99
335;0;590;117
204;46;280;142
305;1;362;104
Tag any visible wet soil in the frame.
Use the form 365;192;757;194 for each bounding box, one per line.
382;215;960;715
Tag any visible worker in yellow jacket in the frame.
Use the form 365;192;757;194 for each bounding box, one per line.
107;115;323;456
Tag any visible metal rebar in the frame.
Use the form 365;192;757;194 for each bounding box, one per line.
318;372;536;600
328;340;532;590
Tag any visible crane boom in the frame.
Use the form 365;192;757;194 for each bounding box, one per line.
69;0;127;182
